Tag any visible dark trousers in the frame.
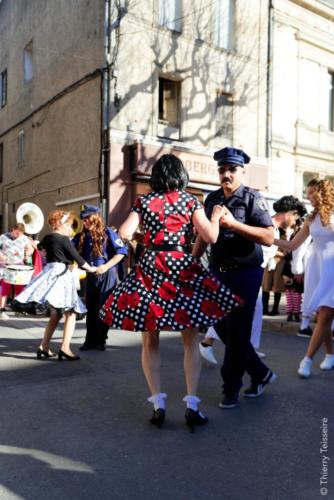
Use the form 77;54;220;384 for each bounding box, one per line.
214;266;269;396
84;269;117;347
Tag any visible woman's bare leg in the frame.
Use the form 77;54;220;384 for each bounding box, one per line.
182;328;201;396
61;311;77;356
306;307;334;358
141;331;160;395
40;312;61;351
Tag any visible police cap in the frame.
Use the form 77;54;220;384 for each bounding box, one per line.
80;204;101;219
213;147;251;167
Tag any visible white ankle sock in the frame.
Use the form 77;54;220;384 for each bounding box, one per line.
300;316;311;329
183;395;201;412
148;393;167;411
303;356;312;364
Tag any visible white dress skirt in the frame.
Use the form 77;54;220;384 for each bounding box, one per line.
15;262;87;315
306;214;334;312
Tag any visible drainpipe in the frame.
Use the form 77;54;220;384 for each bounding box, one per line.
266;0;274;159
101;0;111;223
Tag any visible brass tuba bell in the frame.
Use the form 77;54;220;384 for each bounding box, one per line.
70;212;83;236
16;203;44;234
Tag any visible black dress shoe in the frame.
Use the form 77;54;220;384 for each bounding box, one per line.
36;347;56;360
269;309;279;316
97;344;106;351
150;409;165;428
79;344;96;351
185;408;208;433
58;350;80;361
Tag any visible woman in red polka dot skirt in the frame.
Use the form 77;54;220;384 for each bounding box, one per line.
100;155;242;430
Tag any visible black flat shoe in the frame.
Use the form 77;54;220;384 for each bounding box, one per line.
58;350;80;361
150;409;165;428
36;347;56;360
185;408;208;433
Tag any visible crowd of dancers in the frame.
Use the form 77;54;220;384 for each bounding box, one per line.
0;147;333;431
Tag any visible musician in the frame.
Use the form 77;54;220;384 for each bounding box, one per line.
0;223;34;320
72;204;128;351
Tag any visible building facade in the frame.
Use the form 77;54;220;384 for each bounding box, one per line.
107;0;270;224
1;0;334;234
0;0;105;232
271;0;334;199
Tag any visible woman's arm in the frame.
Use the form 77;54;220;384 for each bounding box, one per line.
192;205;225;244
274;220;310;251
118;212;141;241
95;253;125;275
192;235;209;259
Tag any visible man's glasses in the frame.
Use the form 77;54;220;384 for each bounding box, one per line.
218;165;239;175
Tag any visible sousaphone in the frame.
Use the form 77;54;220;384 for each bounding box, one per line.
16;203;44;234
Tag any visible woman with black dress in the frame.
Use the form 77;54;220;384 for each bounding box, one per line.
15;210;96;360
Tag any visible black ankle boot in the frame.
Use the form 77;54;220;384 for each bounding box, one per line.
262;291;270;315
270;292;281;316
150;409;165;428
185;408;208;433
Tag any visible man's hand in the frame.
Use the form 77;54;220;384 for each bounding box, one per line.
211;204;225;222
219;206;236;229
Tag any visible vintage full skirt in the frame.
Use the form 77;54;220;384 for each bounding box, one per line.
99;250;242;332
15;262;87;314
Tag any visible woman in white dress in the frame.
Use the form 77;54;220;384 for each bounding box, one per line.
274;179;334;378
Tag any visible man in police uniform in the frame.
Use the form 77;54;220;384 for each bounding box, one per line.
193;147;276;408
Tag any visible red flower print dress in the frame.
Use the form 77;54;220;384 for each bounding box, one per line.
99;190;242;331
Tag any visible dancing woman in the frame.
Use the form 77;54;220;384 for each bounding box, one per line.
99;154;242;430
15;210;96;361
73;204;128;351
274;179;334;378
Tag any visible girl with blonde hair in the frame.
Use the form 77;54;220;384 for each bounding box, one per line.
274;179;334;378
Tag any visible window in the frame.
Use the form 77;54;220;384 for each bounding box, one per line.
325;175;334;186
0;143;3;183
327;71;334;131
303;171;318;197
1;69;7;108
159;0;181;32
23;41;34;83
18;130;24;167
159;77;180;126
215;91;233;139
214;0;233;49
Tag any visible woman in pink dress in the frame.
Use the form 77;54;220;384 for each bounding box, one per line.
100;155;242;430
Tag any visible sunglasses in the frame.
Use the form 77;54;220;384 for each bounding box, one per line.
218;165;239;175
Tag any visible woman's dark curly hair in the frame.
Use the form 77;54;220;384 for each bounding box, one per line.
273;195;307;219
150;154;189;192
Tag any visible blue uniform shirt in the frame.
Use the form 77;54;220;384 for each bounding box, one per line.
72;227;128;266
204;185;273;269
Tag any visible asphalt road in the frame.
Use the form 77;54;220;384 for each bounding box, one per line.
0;313;333;500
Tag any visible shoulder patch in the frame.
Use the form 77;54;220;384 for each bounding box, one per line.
256;197;269;211
115;238;124;247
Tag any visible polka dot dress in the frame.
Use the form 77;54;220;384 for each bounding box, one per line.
99;190;242;331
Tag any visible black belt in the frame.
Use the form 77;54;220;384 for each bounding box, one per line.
146;244;185;253
217;263;240;272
